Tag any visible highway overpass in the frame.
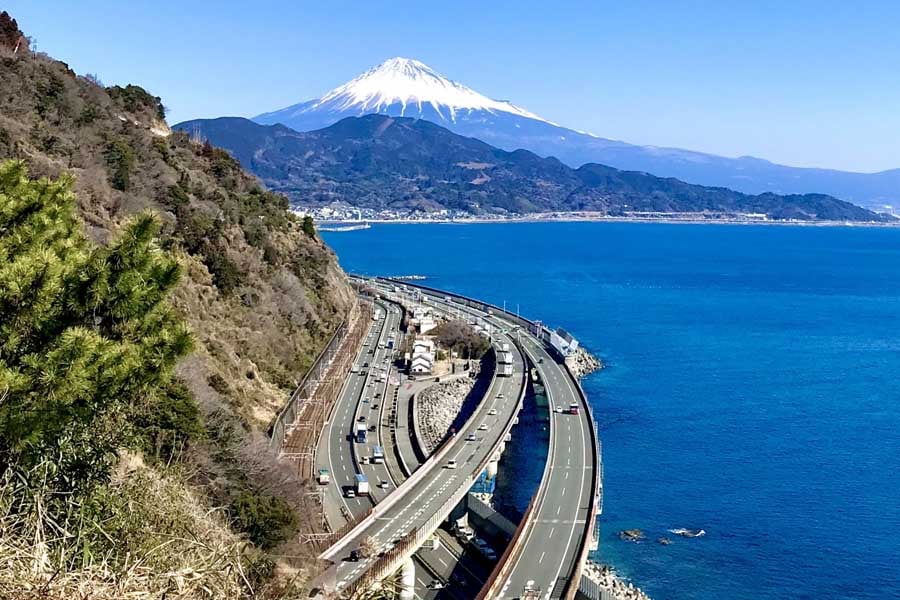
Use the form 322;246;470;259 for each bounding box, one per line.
375;278;601;600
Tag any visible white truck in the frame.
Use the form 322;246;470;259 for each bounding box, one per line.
317;468;330;485
355;473;369;495
501;342;510;352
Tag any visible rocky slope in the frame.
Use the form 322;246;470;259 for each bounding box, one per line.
0;50;353;429
0;20;353;596
175;115;892;222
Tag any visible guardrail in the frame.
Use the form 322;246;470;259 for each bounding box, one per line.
560;360;601;600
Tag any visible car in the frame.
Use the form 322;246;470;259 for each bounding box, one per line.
357;416;366;422
538;357;544;364
371;403;379;410
368;425;376;432
349;549;361;562
345;489;356;498
363;362;369;367
488;408;498;416
555;406;563;413
426;581;445;590
496;393;505;400
380;480;389;489
478;423;488;431
445;459;458;469
465;433;477;442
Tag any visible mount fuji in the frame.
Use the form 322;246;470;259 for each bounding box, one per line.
250;58;898;213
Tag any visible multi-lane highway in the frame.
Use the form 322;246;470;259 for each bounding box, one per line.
381;281;598;600
314;279;598;599
496;335;594;600
317;300;401;526
318;315;525;593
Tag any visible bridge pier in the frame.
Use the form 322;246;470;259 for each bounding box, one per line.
398;558;416;600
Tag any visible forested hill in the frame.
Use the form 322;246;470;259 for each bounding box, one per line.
0;11;352;597
175;115;893;222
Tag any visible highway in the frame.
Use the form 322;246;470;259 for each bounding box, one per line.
495;335;594;600
380;280;597;600
317;301;401;526
319;315;525;593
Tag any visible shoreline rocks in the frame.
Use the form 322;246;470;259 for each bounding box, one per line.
566;346;603;378
584;561;652;600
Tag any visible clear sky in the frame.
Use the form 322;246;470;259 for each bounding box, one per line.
7;1;900;172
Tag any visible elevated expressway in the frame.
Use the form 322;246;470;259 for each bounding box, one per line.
372;279;601;600
315;292;528;595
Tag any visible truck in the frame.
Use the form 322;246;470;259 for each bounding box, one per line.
569;402;580;415
372;445;384;464
317;468;330;485
355;473;369;495
355;422;367;443
497;350;513;365
387;336;395;349
498;364;513;377
501;342;510;352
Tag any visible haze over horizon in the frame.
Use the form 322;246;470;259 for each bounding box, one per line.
7;0;900;173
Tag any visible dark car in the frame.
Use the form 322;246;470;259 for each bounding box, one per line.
349;549;361;562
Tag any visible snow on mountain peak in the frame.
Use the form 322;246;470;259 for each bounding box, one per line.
311;57;552;124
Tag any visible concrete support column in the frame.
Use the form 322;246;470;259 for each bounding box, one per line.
399;558;416;600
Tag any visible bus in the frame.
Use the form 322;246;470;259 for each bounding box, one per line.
372;445;384;464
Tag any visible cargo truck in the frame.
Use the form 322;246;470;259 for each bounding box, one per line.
498;364;513;377
372;445;384;464
355;422;367;443
355;473;369;495
501;342;510;352
317;468;330;485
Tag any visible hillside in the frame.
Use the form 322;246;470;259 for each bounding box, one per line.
0;13;352;598
176;115;891;222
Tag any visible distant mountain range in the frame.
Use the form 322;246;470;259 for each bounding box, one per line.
247;58;898;214
173;114;891;222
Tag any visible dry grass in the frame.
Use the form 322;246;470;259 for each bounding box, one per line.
0;454;266;600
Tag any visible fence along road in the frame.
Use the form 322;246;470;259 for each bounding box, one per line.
375;278;600;600
314;314;526;594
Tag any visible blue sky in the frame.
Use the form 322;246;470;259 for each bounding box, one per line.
7;1;900;172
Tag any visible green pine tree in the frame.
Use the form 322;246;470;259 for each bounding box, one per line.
0;160;194;490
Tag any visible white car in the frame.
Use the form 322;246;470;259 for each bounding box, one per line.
488;408;498;416
555;406;564;413
446;459;458;469
478;423;488;431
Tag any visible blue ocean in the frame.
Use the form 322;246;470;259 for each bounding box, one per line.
323;222;900;600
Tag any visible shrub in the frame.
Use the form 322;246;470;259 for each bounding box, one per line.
230;489;298;549
133;380;205;461
107;84;165;120
104;137;134;191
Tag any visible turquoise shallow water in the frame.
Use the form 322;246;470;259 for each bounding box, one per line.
323;222;900;600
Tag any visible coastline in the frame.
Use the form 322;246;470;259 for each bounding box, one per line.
314;212;899;229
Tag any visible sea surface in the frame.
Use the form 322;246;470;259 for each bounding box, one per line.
322;222;900;600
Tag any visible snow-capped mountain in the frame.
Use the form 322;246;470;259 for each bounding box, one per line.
251;58;899;212
254;57;554;129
